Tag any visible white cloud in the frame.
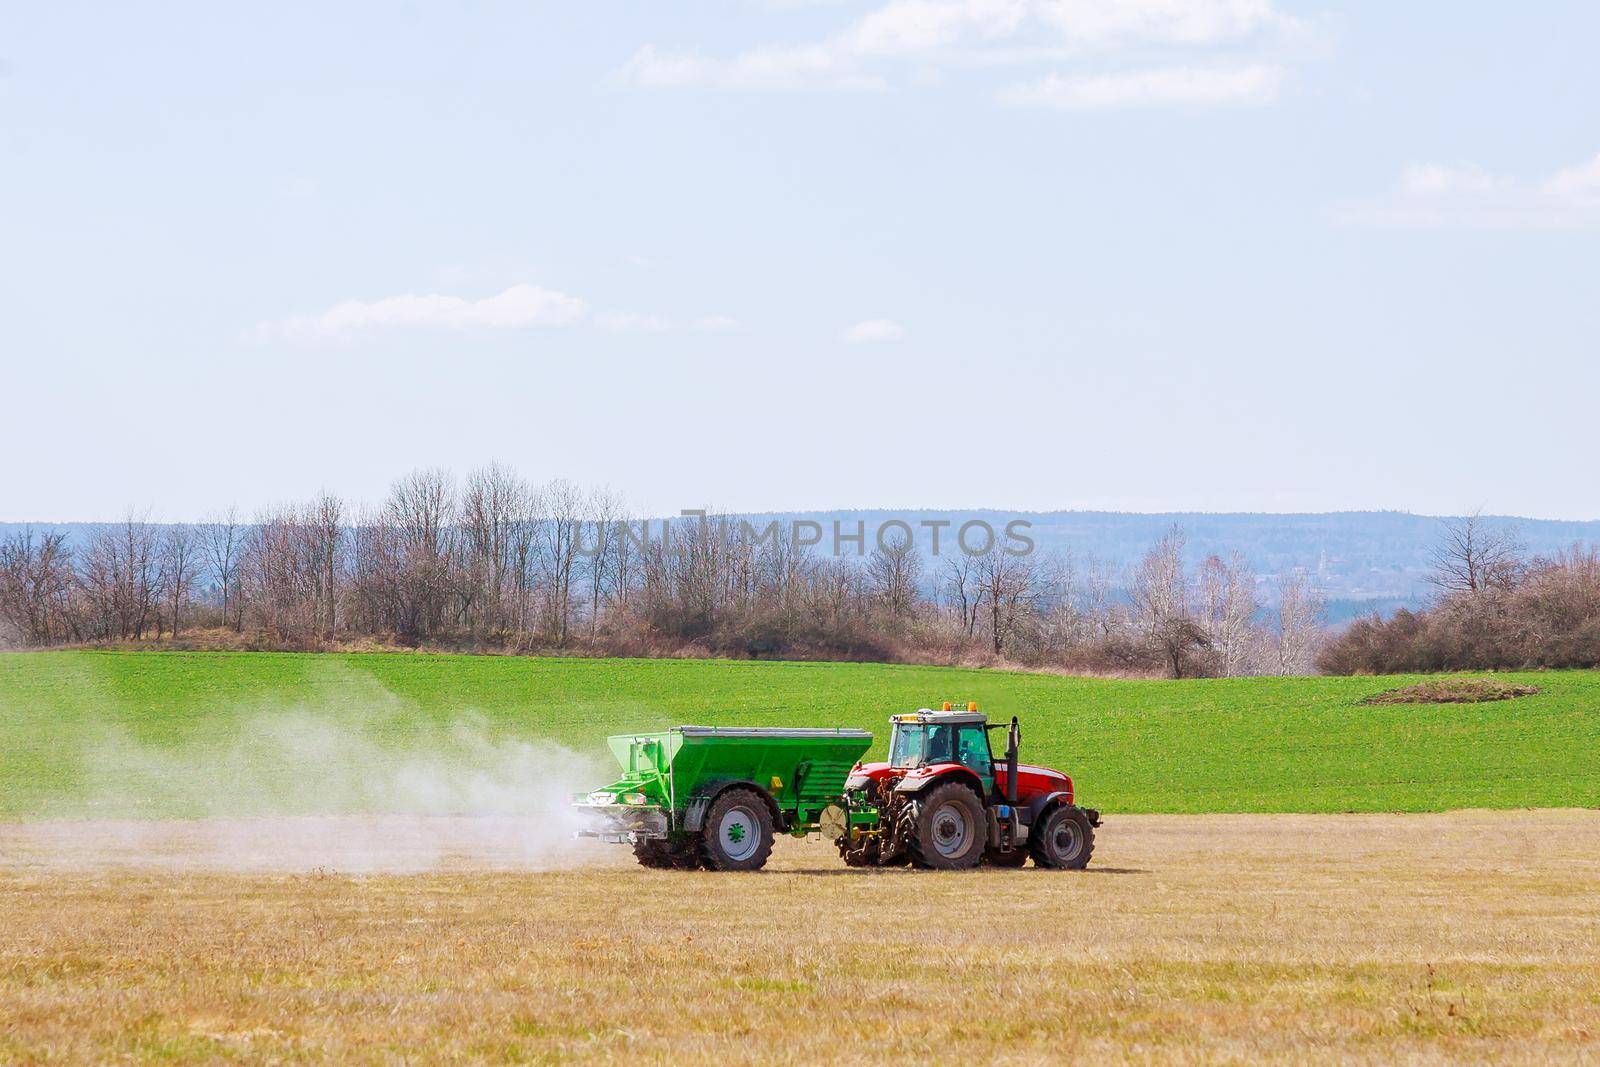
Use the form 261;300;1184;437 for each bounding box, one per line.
620;45;710;89
1543;153;1600;200
623;0;1309;101
254;284;739;343
850;0;1029;56
1398;163;1507;197
1338;152;1600;230
261;284;586;342
1035;0;1292;47
999;63;1281;109
842;318;905;343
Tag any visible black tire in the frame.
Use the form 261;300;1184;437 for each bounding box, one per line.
983;847;1029;868
905;782;986;870
633;836;700;870
837;831;880;868
698;788;775;872
1029;804;1095;870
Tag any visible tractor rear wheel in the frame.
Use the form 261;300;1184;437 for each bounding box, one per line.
905;782;986;870
698;788;775;871
633;836;700;870
1029;804;1095;869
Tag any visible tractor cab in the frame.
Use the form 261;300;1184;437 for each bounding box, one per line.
864;702;1080;814
886;705;995;787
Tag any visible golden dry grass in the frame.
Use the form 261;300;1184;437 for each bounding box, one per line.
3;811;1600;1064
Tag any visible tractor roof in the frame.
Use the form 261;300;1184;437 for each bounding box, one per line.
893;709;987;726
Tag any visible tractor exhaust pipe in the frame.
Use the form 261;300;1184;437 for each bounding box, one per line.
1006;716;1020;805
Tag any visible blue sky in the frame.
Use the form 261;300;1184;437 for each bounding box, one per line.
2;1;1596;521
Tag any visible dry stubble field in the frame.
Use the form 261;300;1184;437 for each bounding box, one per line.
4;810;1600;1064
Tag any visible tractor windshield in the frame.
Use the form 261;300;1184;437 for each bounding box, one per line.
889;724;926;767
889;723;959;768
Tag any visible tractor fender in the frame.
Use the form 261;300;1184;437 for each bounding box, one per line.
683;779;784;832
1025;790;1074;827
892;766;985;798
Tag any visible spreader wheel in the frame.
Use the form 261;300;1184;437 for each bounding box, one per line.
1028;804;1095;870
698;788;775;871
905;782;986;870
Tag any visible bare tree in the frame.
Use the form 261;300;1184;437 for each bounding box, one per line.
941;553;982;636
161;524;201;638
1275;571;1325;674
973;547;1046;656
805;556;863;629
385;469;459;641
866;528;923;619
302;492;344;636
1131;525;1208;678
1035;551;1089;654
1079;553;1119;637
1197;552;1260;677
535;479;584;643
202;507;244;631
0;530;77;646
1427;512;1524;595
608;518;643;612
461;463;532;635
80;512;163;640
241;506;310;640
583;487;626;637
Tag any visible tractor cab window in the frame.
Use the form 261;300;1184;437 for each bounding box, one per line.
889;723;960;767
925;724;957;764
956;725;993;776
889;724;926;767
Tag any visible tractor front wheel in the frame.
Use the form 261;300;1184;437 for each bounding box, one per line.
1029;804;1095;869
837;831;880;868
905;782;986;870
698;788;775;871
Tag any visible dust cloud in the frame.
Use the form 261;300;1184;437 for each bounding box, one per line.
4;670;618;873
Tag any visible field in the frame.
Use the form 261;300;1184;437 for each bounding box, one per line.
3;651;1600;818
4;812;1600;1063
4;651;1600;1063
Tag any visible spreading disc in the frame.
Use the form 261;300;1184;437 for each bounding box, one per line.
819;804;848;842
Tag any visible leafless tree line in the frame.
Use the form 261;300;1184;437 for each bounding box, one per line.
1322;513;1600;673
1;469;1325;676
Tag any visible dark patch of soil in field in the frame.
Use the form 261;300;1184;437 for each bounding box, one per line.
1362;678;1542;705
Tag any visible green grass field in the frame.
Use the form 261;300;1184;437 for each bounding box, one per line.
3;650;1598;819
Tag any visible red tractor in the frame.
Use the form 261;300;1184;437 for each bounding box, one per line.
836;703;1099;870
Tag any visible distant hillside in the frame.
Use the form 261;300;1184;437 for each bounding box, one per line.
667;510;1600;621
7;510;1598;624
